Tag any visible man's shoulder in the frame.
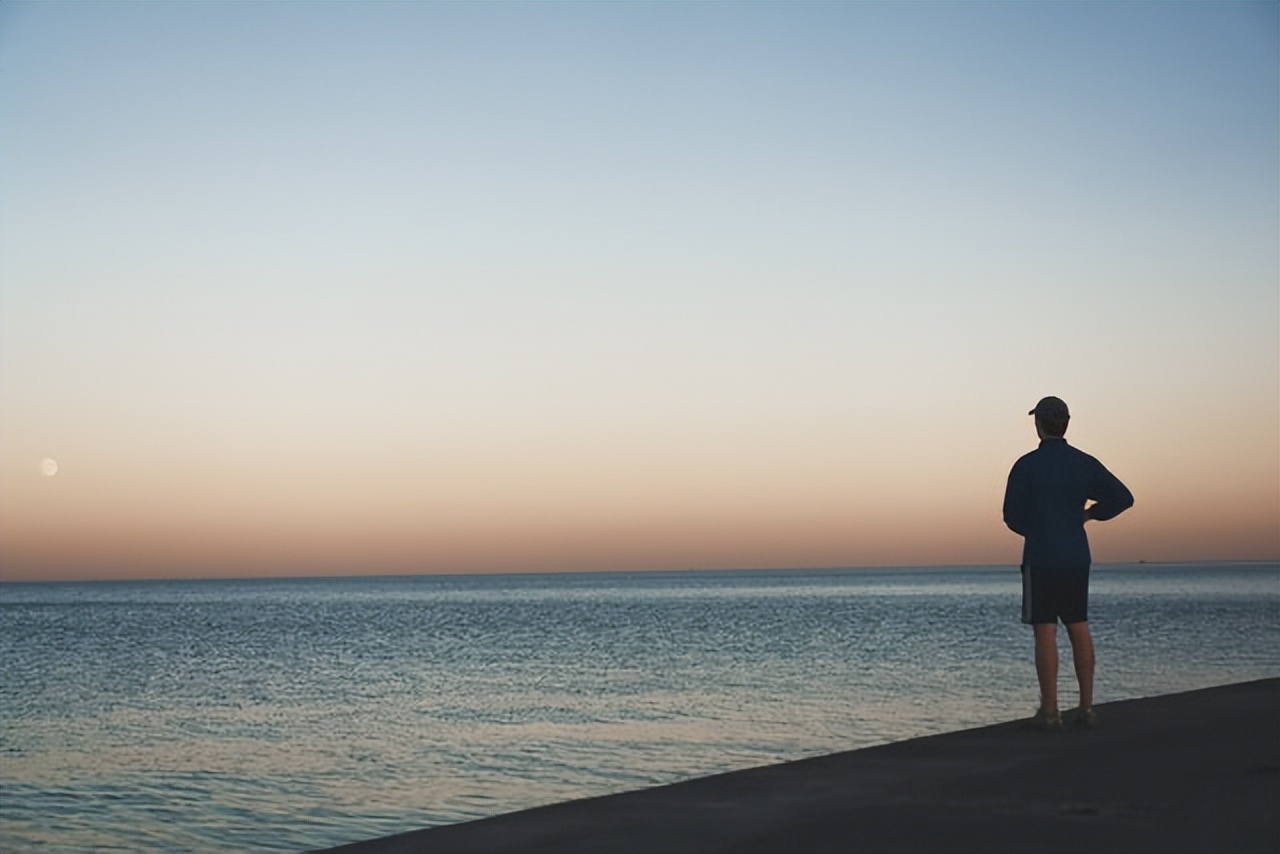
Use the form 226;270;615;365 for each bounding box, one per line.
1010;441;1100;471
1010;447;1037;465
1008;447;1042;476
1041;439;1100;460
1060;442;1104;466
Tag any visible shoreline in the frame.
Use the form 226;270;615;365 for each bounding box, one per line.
314;678;1278;854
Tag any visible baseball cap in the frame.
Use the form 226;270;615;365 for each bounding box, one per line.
1028;396;1070;419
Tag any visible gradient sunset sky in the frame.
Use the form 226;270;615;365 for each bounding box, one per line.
2;2;1276;581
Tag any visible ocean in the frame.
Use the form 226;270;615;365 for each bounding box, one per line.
1;562;1276;852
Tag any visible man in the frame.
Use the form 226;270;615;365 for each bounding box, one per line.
1003;396;1133;730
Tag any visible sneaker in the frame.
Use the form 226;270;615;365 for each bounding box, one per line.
1071;706;1098;729
1032;707;1063;731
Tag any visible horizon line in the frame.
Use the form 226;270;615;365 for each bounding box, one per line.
2;558;1277;586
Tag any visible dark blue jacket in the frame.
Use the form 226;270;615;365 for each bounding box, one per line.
1003;438;1134;569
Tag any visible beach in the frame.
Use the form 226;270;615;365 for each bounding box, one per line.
317;678;1278;854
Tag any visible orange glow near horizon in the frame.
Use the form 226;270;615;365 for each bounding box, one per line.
3;408;1276;581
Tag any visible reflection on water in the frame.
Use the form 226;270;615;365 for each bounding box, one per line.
1;563;1277;852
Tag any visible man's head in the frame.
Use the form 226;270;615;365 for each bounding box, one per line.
1029;396;1070;438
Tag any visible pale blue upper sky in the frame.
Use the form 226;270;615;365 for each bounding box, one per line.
2;2;1277;577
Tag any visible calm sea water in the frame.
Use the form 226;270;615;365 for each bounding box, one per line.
1;563;1277;852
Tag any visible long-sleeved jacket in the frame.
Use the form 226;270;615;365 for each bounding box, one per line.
1003;438;1134;569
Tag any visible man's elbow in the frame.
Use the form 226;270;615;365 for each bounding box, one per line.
1116;489;1135;514
1095;494;1134;521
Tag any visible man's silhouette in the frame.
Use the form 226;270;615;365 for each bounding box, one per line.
1003;397;1133;729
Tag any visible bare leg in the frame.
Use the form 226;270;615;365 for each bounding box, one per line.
1032;622;1059;712
1064;620;1095;710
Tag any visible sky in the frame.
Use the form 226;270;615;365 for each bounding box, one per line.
1;1;1276;581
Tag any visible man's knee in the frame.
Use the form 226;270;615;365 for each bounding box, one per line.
1064;621;1094;653
1032;622;1057;642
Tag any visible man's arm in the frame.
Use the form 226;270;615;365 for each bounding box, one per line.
1003;463;1029;535
1085;461;1134;522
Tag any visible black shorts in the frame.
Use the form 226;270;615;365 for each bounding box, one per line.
1021;564;1090;625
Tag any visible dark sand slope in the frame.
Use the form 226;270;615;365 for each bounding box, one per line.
316;679;1278;854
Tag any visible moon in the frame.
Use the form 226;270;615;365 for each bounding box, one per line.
40;457;59;477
